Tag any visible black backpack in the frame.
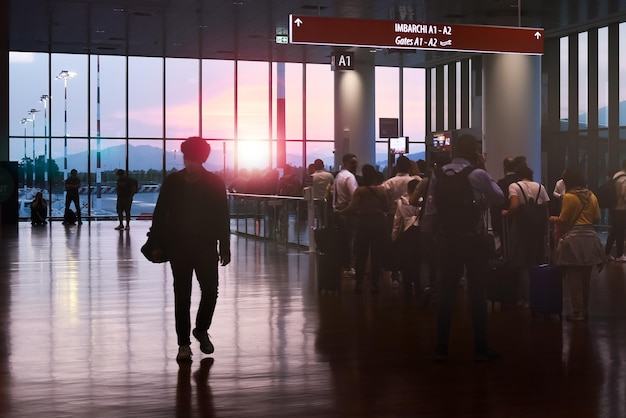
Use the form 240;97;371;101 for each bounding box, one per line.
514;183;547;235
595;174;626;209
434;165;481;235
64;209;77;225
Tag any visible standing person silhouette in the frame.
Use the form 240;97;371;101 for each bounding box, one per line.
149;137;231;362
64;168;82;225
429;135;504;362
114;169;138;230
333;153;359;276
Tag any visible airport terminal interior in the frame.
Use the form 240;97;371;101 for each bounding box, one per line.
3;0;626;417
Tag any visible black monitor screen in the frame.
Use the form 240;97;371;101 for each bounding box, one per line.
432;133;451;151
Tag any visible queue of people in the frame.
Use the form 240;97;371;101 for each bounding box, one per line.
320;135;608;362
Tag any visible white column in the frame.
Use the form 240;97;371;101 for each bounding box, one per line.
482;54;542;181
333;50;376;172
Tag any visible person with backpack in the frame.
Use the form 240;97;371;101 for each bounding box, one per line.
502;164;550;307
603;163;626;261
428;134;504;362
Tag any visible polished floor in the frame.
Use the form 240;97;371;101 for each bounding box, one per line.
1;222;626;417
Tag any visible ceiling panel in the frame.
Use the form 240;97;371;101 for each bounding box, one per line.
9;0;626;67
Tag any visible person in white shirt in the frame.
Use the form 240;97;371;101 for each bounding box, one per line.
311;159;334;200
383;156;422;219
608;162;626;261
333;153;359;275
382;155;421;287
553;177;566;199
391;179;421;298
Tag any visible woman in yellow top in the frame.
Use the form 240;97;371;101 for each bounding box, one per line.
549;166;605;321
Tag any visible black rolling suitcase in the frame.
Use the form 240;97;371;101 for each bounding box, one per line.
316;252;341;293
529;224;562;319
486;219;518;309
487;259;518;308
314;227;341;293
63;209;77;225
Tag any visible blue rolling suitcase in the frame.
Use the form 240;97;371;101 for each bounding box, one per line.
528;263;562;319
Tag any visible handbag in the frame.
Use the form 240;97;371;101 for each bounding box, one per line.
141;231;170;263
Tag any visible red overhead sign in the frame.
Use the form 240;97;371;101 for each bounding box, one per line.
289;15;544;55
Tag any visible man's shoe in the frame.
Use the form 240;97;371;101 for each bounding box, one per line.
616;255;626;262
193;328;215;354
114;225;124;230
124;225;130;230
176;345;192;362
606;255;615;262
474;348;501;362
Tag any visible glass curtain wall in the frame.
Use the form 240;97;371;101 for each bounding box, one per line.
9;52;426;220
424;20;626;219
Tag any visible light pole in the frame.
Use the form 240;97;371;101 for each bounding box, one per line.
28;108;41;186
56;70;77;180
20;117;32;186
40;94;50;189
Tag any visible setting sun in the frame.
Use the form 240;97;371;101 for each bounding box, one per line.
236;139;270;169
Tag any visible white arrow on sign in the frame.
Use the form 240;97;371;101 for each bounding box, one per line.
294;18;303;27
534;31;542;39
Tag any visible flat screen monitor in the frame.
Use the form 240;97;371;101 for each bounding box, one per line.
389;136;409;154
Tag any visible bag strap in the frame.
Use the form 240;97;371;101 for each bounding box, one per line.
515;182;529;204
516;182;543;204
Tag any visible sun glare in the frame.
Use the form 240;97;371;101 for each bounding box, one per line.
237;139;270;169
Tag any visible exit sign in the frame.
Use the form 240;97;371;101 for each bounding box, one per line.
331;52;354;70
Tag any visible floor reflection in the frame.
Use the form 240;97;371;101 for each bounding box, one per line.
1;221;626;416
